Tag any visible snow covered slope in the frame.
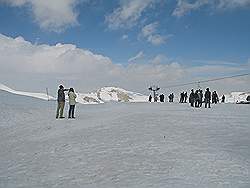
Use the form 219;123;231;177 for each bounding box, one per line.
0;84;148;104
76;87;148;104
223;91;250;103
0;83;55;101
1;92;250;188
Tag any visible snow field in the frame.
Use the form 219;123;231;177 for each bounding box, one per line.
0;91;250;188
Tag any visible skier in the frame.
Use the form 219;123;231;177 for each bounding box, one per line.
194;90;200;107
179;92;184;103
159;94;165;102
149;95;152;102
212;91;219;104
154;95;158;102
168;94;171;102
171;93;174;102
204;88;211;108
198;90;203;107
68;88;77;119
221;95;225;103
169;93;174;102
184;92;188;103
189;89;195;107
56;85;69;119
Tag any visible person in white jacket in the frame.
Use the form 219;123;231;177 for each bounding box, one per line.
68;88;77;118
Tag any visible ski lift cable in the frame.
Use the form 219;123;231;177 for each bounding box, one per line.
161;73;250;89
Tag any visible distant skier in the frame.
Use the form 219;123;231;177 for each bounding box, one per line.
194;90;200;107
154;95;158;102
221;95;225;103
169;93;174;102
68;88;77;119
189;89;195;107
179;92;184;103
159;94;165;102
198;90;203;107
184;92;188;103
212;91;219;104
204;88;211;108
56;85;69;119
149;95;152;102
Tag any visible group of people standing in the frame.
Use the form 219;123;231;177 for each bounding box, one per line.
179;92;188;103
187;88;221;108
189;89;203;107
148;87;224;108
56;85;77;119
168;93;174;102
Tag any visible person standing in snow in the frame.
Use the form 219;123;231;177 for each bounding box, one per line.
221;95;225;103
68;88;77;119
198;90;203;107
159;94;165;102
149;95;152;102
189;89;195;107
184;92;188;103
212;91;219;104
56;85;69;119
194;90;200;107
204;88;211;108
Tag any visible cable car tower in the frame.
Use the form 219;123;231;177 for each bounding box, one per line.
149;85;160;102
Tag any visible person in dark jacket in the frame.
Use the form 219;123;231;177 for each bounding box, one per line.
159;94;165;102
149;95;152;102
184;92;188;103
179;92;184;103
56;85;69;119
212;91;219;104
204;88;211;108
189;89;195;107
221;95;225;103
198;90;203;107
169;93;174;102
194;90;200;107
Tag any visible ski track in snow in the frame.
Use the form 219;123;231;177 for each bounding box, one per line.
0;91;250;188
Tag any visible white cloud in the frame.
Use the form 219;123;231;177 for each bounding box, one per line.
173;0;210;17
0;0;81;32
218;0;250;9
128;51;144;62
105;0;155;30
173;0;250;17
0;34;249;93
140;22;171;46
150;54;170;64
122;34;128;40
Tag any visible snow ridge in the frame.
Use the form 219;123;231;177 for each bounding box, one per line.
0;83;55;101
0;84;148;104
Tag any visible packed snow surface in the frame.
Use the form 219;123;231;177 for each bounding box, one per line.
0;91;250;188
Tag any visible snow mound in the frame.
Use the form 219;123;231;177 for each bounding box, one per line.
223;91;250;103
0;83;55;101
76;87;148;104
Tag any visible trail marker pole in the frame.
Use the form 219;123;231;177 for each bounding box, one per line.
46;88;49;101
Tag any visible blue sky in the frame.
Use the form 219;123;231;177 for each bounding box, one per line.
0;0;249;93
0;0;249;64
